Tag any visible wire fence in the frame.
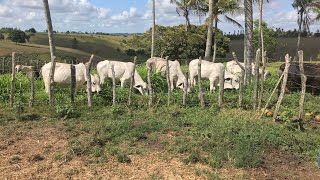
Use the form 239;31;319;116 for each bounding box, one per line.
0;53;319;119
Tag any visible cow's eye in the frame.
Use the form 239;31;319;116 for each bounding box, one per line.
93;82;95;85
225;78;232;81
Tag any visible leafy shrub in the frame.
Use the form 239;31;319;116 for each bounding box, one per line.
56;105;80;119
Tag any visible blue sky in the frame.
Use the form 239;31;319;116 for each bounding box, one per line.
0;0;319;33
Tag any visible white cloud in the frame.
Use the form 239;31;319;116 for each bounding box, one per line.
0;0;319;33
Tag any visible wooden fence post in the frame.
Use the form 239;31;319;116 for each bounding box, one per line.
183;72;188;106
258;51;267;111
273;54;291;121
29;71;35;108
218;66;225;108
298;50;306;131
36;59;39;70
253;49;261;110
86;54;94;107
166;56;171;106
147;64;153;108
198;57;205;108
111;64;116;106
10;52;16;107
128;56;137;106
2;57;4;74
70;61;76;107
232;52;245;109
49;56;56;107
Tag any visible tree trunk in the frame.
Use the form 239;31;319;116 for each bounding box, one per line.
184;8;191;32
204;0;214;60
296;10;303;61
212;18;218;62
244;0;253;84
257;0;265;111
42;0;57;107
151;0;155;58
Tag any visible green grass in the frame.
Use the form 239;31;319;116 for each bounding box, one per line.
1;62;320;178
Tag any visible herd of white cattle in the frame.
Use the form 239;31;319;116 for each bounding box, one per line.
15;57;271;95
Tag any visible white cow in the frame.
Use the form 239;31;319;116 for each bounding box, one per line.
226;60;271;79
97;60;147;95
146;57;187;91
189;59;223;92
41;62;101;94
15;65;41;79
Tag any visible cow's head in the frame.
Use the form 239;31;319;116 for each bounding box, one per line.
91;74;101;93
134;82;148;95
224;72;239;90
15;65;22;72
264;70;271;80
176;77;190;92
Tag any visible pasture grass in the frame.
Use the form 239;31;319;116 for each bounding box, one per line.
1;62;320;177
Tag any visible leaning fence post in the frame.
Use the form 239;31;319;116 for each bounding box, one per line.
253;49;261;110
218;66;225;108
258;51;267;111
147;64;153;108
128;56;137;106
86;54;94;107
298;50;306;131
232;52;245;109
10;52;16;107
29;71;35;108
183;72;188;106
111;64;116;106
198;57;205;108
166;56;171;106
70;60;76;107
273;54;291;121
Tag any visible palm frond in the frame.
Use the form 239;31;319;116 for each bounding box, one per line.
224;15;243;29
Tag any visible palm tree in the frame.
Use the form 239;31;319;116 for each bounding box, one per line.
204;0;243;62
42;0;56;107
244;0;253;83
292;0;319;58
151;0;155;57
212;0;243;62
170;0;206;31
204;0;214;60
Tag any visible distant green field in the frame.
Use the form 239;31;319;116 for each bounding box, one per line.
29;33;136;61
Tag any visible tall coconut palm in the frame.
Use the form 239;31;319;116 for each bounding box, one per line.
204;0;214;60
244;0;253;83
212;0;243;62
292;0;320;58
151;0;155;57
42;0;56;107
170;0;206;31
204;0;243;62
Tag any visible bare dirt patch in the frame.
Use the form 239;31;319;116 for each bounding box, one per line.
0;120;319;179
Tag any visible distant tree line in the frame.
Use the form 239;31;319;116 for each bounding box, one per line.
225;26;320;40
